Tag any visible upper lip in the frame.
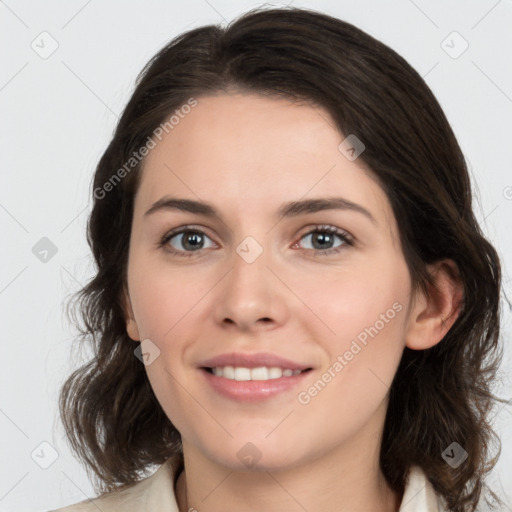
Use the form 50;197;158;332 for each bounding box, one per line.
200;352;312;371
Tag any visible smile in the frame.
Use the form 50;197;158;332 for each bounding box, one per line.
201;367;313;402
205;366;309;381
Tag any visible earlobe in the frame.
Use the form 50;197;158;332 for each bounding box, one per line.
126;318;140;342
405;260;464;350
121;287;141;341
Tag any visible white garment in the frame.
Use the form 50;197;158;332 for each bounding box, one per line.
51;459;446;511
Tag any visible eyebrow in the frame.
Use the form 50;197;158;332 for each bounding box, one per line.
144;196;377;224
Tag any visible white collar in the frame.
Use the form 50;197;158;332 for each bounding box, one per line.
57;458;445;511
399;465;445;511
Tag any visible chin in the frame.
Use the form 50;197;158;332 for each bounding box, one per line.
199;436;309;473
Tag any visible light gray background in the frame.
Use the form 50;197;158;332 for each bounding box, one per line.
1;1;511;511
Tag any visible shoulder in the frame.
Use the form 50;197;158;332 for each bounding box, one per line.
49;457;182;512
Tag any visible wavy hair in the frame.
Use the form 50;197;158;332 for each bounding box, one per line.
59;6;508;511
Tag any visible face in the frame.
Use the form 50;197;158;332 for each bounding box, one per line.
125;93;416;471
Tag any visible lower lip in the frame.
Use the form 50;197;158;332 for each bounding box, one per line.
200;368;311;403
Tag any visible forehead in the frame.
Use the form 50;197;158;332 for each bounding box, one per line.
135;93;390;223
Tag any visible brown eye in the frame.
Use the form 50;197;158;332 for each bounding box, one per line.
296;225;353;256
172;231;206;251
160;227;216;257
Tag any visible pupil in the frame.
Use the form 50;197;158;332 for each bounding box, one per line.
313;232;332;249
184;232;202;250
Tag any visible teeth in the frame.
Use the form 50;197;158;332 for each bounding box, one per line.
210;366;303;381
234;367;251;381
251;367;268;380
268;367;283;379
222;366;234;379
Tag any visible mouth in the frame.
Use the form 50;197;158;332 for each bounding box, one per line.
201;366;313;381
199;366;313;402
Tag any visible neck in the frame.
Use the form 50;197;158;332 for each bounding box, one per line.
175;438;401;512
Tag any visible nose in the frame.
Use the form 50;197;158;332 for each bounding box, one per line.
213;244;289;332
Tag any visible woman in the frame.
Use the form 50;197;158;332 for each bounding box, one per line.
53;6;507;512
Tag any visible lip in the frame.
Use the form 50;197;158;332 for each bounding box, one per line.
200;367;312;403
198;352;314;403
199;351;311;371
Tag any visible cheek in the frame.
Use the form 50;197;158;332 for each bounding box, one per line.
290;279;408;447
301;260;410;391
128;259;211;341
301;262;408;346
143;364;203;450
128;262;210;423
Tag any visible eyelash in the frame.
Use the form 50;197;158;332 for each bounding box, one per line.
158;224;354;259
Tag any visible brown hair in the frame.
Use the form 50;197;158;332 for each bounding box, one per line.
60;6;508;511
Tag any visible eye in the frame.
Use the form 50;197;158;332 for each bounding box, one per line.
294;225;353;256
159;226;216;257
159;224;353;258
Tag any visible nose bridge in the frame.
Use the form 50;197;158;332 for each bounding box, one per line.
229;233;271;301
213;231;286;329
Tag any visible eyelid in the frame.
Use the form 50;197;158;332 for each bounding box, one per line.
162;224;216;239
296;224;353;242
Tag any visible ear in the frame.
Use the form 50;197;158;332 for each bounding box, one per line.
405;259;464;350
121;286;140;341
